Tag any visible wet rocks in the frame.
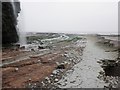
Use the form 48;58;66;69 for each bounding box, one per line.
97;35;120;48
15;44;20;49
20;46;25;50
45;77;51;83
64;54;69;58
70;80;76;83
98;59;120;76
52;70;59;75
55;78;59;82
56;64;65;69
56;61;70;70
99;59;118;68
31;48;35;52
38;46;44;49
98;58;120;88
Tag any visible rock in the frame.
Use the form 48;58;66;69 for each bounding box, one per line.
70;80;76;83
2;1;21;46
31;49;35;52
38;60;41;62
45;77;51;83
28;83;31;86
69;58;72;61
41;81;45;86
15;67;19;71
29;78;31;81
47;79;51;83
52;70;59;75
55;78;59;82
34;83;37;86
50;42;52;44
20;46;25;50
63;61;68;64
15;44;20;48
45;77;49;81
64;54;69;58
50;74;54;77
56;62;60;65
38;46;44;49
56;64;65;69
97;60;102;64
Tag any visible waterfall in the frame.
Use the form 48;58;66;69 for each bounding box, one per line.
11;0;26;46
17;5;27;46
11;0;17;18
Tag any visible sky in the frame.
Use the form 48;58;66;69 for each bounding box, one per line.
18;0;119;34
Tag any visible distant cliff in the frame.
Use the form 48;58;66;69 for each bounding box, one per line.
2;1;21;46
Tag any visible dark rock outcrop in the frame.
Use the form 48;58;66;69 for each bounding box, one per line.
2;1;21;46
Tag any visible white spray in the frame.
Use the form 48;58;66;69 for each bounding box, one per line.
11;0;26;46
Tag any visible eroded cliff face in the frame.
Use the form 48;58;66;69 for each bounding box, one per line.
2;1;21;46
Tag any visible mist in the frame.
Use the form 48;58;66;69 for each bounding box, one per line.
19;0;118;34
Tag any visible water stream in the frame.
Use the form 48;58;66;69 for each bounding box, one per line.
57;36;118;88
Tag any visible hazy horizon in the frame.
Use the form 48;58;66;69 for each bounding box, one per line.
18;0;118;34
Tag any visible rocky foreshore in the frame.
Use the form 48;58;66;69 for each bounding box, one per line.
97;34;120;88
97;35;120;48
1;34;120;89
2;34;86;88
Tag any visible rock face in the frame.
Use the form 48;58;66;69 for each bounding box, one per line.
2;1;21;46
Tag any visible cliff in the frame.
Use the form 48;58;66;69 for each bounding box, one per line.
2;1;21;46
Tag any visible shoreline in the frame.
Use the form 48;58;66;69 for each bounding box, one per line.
1;34;119;89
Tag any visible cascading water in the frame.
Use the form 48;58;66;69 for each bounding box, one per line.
11;0;26;46
11;0;17;17
17;2;27;46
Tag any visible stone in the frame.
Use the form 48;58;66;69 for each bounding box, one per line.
20;46;25;50
45;77;49;81
38;60;41;62
63;61;68;64
55;78;59;82
64;54;69;57
41;81;45;86
29;78;31;81
56;64;65;69
52;70;59;75
50;74;54;77
38;46;44;49
15;44;20;48
2;2;21;45
56;62;60;65
15;67;19;71
31;49;35;52
34;83;37;86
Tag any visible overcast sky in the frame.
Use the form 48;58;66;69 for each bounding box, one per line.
18;0;119;34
